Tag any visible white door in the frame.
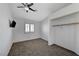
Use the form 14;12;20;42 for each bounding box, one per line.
54;25;75;51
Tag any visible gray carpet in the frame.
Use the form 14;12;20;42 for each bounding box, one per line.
8;38;78;56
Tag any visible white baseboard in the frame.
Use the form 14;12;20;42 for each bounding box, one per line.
13;37;41;43
48;42;54;46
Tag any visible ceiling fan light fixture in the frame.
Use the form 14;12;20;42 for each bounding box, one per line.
24;7;29;11
17;3;36;12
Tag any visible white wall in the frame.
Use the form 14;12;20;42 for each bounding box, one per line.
0;4;13;56
13;17;41;42
51;12;79;55
40;19;49;41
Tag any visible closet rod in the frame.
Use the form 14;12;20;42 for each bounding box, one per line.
53;23;79;27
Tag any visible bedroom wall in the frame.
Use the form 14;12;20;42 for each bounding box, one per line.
0;4;13;56
40;19;49;41
13;17;41;42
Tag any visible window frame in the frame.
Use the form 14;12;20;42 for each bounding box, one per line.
24;23;34;33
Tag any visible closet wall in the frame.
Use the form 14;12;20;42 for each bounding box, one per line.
51;12;79;55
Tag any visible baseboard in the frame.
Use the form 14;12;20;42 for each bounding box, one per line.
41;38;48;42
48;42;54;46
13;38;41;43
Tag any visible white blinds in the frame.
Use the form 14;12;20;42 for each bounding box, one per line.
25;24;34;32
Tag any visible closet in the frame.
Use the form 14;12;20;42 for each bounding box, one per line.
52;23;79;54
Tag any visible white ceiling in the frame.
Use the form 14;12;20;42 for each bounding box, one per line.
9;3;70;21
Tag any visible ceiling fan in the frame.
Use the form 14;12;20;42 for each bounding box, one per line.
17;3;37;12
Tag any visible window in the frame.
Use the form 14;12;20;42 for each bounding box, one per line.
25;24;34;32
30;24;34;32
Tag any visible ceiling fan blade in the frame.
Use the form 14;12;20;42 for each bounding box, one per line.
28;3;33;7
17;6;24;8
29;7;36;12
21;3;26;6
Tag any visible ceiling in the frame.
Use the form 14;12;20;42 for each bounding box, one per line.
9;3;70;21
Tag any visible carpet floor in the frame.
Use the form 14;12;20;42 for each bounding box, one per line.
8;38;78;56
